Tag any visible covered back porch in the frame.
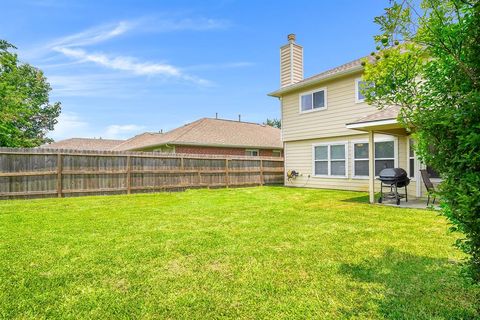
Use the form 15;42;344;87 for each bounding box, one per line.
346;107;434;207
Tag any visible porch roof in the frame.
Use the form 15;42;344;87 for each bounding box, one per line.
345;106;409;136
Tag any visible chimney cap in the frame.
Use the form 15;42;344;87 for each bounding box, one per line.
288;33;296;42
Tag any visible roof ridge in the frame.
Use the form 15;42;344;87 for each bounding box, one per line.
111;132;154;150
301;55;367;83
204;117;268;127
60;137;124;142
169;118;208;143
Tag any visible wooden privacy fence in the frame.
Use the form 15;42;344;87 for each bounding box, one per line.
0;148;284;199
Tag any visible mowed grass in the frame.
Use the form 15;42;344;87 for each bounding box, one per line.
0;187;478;319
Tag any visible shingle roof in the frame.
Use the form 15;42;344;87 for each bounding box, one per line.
347;106;401;125
111;132;164;151
40;138;125;151
112;118;282;151
268;56;373;97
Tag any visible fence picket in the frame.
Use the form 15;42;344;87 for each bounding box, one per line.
0;148;284;199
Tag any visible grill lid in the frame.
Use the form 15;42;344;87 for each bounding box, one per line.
378;168;408;179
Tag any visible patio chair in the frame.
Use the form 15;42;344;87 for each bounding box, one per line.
420;169;436;206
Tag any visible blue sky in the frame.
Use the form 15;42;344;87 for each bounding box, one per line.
1;0;387;141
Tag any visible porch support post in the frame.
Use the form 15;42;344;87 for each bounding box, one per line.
368;130;375;204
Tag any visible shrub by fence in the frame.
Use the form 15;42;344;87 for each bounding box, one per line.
0;148;284;200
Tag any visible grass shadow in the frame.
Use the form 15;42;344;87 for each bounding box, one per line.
341;193;371;204
338;248;479;319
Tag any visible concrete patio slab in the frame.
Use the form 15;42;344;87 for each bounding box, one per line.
378;198;440;210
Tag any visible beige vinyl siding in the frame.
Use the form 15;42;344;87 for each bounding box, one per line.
284;135;420;197
280;43;303;87
278;69;437;199
291;45;303;81
281;72;380;142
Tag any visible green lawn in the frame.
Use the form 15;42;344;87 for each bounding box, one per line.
0;187;478;319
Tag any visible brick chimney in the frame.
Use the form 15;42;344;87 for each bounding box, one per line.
280;34;303;87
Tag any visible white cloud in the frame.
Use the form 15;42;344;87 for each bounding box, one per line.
54;47;181;76
104;124;145;139
49;113;145;140
47;74;130;97
183;61;254;71
48;21;133;48
48;21;211;85
46;16;227;50
50;112;89;140
150;17;230;32
22;16;238;98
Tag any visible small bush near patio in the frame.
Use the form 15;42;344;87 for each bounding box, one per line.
0;187;478;319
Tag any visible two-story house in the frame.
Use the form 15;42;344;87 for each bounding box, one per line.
269;34;438;203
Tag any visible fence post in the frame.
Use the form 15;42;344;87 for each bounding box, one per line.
0;149;285;199
126;155;131;194
56;153;63;197
260;159;264;186
225;159;229;187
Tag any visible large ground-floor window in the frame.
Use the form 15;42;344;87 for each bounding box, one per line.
313;143;347;177
353;142;369;176
375;140;395;175
352;140;396;177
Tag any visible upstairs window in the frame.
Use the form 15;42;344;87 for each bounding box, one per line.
355;79;373;103
245;149;259;156
300;88;327;112
272;150;282;157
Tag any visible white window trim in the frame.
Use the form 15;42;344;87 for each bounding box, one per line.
408;138;423;197
245;149;259;156
299;88;328;114
350;137;398;179
355;78;365;104
407;138;418;181
408;139;442;183
352;140;369;179
312;142;348;178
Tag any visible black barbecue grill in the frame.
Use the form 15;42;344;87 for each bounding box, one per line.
377;168;410;205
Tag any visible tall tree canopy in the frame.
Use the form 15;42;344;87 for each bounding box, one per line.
0;40;61;147
363;0;480;281
264;118;281;129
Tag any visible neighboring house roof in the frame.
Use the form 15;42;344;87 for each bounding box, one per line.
268;56;373;97
346;106;401;126
112;118;282;151
40;138;125;151
111;132;164;151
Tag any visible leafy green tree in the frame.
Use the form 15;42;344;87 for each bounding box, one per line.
264;118;281;129
0;40;61;147
362;0;480;281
